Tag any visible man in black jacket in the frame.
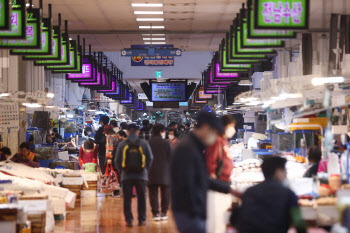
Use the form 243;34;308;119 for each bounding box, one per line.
171;111;240;233
139;120;151;141
94;115;109;174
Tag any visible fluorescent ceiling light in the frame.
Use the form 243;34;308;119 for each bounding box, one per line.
26;3;34;6
0;93;10;97
134;11;163;15
144;42;166;45
279;93;303;99
312;76;345;86
238;80;252;86
23;103;41;108
240;97;258;103
136;18;164;21
143;38;166;40
142;34;165;36
246;101;262;106
132;3;163;7
139;26;164;29
46;93;55;98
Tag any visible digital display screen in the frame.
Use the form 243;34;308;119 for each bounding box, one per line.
197;87;213;100
25;25;61;61
120;93;134;104
255;0;309;29
79;69;103;86
0;8;41;49
11;18;52;55
0;0;26;39
97;80;117;93
54;47;82;73
151;82;186;102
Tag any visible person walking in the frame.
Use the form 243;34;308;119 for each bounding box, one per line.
167;129;179;147
116;124;153;227
95;115;109;174
170;112;240;233
103;125;120;197
237;156;306;233
139;120;151;141
148;123;172;221
205;115;236;233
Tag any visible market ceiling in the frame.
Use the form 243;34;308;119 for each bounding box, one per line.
30;0;350;52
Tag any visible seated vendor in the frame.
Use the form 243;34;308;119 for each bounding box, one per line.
304;145;322;178
12;142;40;168
79;139;98;169
0;147;12;161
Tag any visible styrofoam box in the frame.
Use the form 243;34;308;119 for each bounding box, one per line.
81;173;98;181
62;177;84;185
301;206;317;220
18;200;49;213
81;190;97;198
51;198;66;215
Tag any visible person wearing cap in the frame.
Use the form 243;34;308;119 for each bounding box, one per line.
95;115;110;174
116;124;154;227
103;124;121;197
170;111;241;233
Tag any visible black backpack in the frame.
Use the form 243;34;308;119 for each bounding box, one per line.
122;140;145;174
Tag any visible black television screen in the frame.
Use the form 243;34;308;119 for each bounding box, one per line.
153;102;180;108
151;82;186;102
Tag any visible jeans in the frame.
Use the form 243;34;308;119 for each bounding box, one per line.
122;180;147;223
148;185;170;215
173;212;206;233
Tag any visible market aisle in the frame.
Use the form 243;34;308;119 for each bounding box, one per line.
53;195;179;233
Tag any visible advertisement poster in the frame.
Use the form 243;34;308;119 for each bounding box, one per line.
131;55;174;66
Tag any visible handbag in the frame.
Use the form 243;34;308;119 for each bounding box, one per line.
215;143;224;178
100;164;120;193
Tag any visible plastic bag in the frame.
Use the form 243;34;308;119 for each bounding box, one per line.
328;152;341;175
100;164;120;193
84;163;97;173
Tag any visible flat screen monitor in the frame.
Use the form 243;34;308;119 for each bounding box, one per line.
151;82;186;102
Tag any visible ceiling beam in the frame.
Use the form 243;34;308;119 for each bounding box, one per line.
68;30;227;35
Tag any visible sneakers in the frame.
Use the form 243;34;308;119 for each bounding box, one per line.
161;213;168;221
138;220;146;226
152;214;161;221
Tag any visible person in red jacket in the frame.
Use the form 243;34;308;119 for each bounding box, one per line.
205;115;236;233
79;139;98;170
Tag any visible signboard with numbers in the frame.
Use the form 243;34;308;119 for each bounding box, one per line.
254;0;309;29
34;32;69;66
0;0;26;39
24;25;61;61
11;17;52;55
0;0;12;30
67;57;96;81
0;104;19;129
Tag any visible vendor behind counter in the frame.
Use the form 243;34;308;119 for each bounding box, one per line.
11;142;40;168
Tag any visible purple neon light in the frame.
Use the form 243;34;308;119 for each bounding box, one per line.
210;71;231;85
80;70;103;86
215;63;239;78
208;85;228;88
121;93;134;104
104;83;121;95
98;81;116;92
67;63;92;79
205;90;223;94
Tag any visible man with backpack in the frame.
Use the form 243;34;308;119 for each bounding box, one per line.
116;124;153;227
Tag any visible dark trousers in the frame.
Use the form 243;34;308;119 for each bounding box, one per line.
173;212;206;233
122;180;147;223
148;184;170;215
99;153;106;174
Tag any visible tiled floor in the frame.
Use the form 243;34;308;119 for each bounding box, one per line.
53;195;179;233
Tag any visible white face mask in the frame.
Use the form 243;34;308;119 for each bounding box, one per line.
225;127;236;139
161;132;166;139
169;135;175;140
206;134;217;146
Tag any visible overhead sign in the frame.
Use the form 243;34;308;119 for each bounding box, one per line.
198;87;213;100
0;0;11;30
131;55;174;66
138;93;148;100
0;0;26;39
35;33;69;66
156;71;162;78
24;25;61;61
122;44;182;57
254;0;309;29
0;8;41;49
11;18;52;55
151;82;186;102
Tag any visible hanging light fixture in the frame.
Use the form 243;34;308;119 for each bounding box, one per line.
238;80;253;86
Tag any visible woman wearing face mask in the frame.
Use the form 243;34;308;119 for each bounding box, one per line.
167;129;179;147
148;123;173;221
205;115;236;233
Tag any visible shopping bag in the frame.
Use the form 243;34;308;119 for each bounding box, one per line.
83;163;97;173
100;164;120;193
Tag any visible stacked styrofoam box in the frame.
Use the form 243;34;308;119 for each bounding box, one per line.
62;176;83;207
